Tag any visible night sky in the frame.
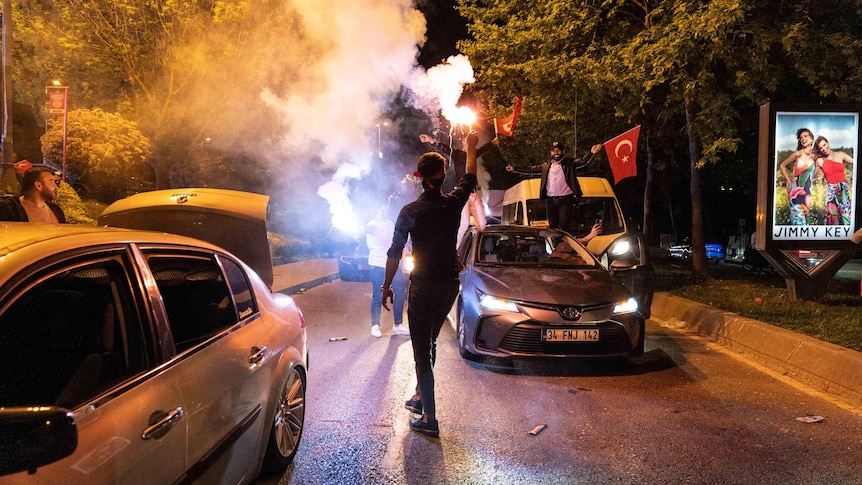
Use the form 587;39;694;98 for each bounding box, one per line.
416;0;468;69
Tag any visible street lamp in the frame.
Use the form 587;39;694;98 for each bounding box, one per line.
376;121;389;159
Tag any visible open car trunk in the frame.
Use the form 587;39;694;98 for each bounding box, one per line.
99;188;273;289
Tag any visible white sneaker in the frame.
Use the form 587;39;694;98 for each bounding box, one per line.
392;324;410;336
371;325;382;338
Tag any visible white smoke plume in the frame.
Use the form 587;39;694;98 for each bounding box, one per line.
258;0;477;236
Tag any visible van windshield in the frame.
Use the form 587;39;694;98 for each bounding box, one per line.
525;197;624;235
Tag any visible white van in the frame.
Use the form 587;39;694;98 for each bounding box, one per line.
501;177;627;255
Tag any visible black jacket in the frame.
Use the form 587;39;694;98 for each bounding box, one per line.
510;151;595;199
0;196;67;222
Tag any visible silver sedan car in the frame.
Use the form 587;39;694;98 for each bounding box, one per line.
0;189;307;483
453;225;653;360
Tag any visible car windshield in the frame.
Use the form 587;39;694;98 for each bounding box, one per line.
524;196;623;235
476;231;597;268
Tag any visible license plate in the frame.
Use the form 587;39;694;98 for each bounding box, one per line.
542;329;599;342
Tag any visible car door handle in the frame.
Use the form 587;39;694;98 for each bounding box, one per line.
141;407;183;440
248;346;268;365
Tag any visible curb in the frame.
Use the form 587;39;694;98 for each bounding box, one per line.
651;292;862;405
275;273;340;295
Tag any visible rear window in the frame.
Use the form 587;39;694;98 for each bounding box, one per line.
145;254;239;352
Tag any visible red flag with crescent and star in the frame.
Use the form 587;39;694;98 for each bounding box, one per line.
604;125;640;184
493;95;523;137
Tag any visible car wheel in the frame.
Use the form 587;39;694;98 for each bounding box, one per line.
260;366;306;477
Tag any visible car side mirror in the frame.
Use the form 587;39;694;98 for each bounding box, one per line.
600;233;647;270
600;232;655;319
0;407;78;476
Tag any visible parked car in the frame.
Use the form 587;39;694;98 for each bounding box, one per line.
451;225;654;360
338;238;372;282
667;237;726;263
0;188;308;483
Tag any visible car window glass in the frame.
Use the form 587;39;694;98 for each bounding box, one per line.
219;256;257;320
478;233;595;267
145;254;237;352
573;197;623;235
0;258;146;409
526;200;545;224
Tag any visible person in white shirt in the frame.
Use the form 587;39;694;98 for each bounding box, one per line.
366;205;408;337
506;140;602;233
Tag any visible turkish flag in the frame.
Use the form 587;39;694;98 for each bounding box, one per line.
13;159;32;175
493;95;523;137
604;125;640;184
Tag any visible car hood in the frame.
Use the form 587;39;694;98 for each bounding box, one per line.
98;188;273;288
466;264;630;306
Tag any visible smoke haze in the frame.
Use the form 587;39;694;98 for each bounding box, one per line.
252;0;476;237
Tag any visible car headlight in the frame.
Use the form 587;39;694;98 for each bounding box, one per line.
609;238;632;257
613;297;639;314
478;291;519;312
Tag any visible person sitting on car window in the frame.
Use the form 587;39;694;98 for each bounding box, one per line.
0;167;66;223
547;241;587;265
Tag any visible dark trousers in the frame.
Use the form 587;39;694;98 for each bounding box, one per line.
407;277;459;418
546;194;575;233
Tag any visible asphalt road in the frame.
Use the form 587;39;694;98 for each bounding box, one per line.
256;278;862;485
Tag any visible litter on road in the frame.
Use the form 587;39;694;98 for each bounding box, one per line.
529;424;547;435
795;415;825;423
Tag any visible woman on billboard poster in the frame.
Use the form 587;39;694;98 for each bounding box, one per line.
813;135;854;225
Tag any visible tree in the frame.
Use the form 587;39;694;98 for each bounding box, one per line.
15;0;307;189
41;108;152;202
457;0;862;279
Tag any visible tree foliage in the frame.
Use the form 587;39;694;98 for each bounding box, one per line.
41;108;152;202
457;0;862;278
13;0;306;187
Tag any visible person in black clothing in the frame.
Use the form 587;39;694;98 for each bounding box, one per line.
381;131;479;438
506;140;602;233
0;167;66;223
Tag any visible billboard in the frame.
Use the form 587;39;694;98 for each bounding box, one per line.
768;108;860;242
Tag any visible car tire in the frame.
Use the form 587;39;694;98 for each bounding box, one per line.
260;366;306;477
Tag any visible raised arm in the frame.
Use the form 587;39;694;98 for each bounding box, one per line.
465;131;478;176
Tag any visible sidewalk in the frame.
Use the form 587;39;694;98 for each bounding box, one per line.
272;258;340;295
273;258;862;406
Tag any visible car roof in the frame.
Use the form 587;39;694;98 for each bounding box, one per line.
0;222;225;286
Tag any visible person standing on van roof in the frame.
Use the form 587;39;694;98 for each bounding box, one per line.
506;140;602;233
